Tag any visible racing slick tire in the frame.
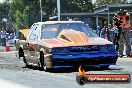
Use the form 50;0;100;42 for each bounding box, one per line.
19;47;29;67
40;51;48;71
18;47;24;59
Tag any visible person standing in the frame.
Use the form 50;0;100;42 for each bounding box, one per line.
97;26;102;37
108;24;115;42
113;26;119;46
1;28;6;46
102;25;109;40
114;9;132;57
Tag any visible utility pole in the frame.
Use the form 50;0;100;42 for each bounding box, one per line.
40;0;42;22
107;5;110;27
96;13;98;30
57;0;60;21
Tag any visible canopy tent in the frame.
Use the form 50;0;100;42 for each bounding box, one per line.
19;29;29;39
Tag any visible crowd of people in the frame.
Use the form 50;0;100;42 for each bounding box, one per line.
97;23;132;57
97;24;120;43
0;28;15;46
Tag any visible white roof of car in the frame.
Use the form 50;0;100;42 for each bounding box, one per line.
35;21;84;25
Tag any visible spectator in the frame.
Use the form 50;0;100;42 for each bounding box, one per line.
102;25;110;40
108;25;119;50
109;24;115;42
1;28;6;46
97;26;102;37
113;9;132;57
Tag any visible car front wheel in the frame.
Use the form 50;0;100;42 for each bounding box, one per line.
40;51;48;71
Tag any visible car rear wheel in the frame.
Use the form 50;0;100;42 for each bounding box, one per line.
19;47;28;67
18;47;24;59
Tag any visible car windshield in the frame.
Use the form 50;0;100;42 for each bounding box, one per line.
41;23;97;39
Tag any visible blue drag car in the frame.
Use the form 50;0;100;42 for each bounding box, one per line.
18;21;118;71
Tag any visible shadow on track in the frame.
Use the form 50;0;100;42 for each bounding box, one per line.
22;65;44;71
22;65;123;73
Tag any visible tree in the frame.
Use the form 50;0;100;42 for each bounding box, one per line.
96;0;129;7
0;2;10;29
61;0;93;13
14;10;22;30
8;0;94;30
9;0;41;30
22;6;30;28
9;0;26;30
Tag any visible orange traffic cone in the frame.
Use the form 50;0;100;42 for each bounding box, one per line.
6;38;10;52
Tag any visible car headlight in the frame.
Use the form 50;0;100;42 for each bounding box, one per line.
100;45;115;51
107;45;115;51
52;47;69;53
48;48;52;53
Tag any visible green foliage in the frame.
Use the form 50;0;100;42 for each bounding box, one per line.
96;0;128;6
0;2;10;29
9;0;43;30
0;0;93;30
8;0;94;30
61;0;93;13
9;0;31;30
23;6;29;28
15;10;21;30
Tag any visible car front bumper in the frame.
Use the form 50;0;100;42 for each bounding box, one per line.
46;51;118;68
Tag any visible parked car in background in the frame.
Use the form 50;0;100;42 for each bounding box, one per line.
18;21;118;71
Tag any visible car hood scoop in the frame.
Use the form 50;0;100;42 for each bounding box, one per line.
41;29;112;48
57;29;88;43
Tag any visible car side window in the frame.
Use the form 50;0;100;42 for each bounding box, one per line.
35;24;41;40
41;24;45;39
27;24;35;39
29;24;39;41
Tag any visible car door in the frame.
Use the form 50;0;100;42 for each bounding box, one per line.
24;24;34;63
26;24;40;64
31;24;42;64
